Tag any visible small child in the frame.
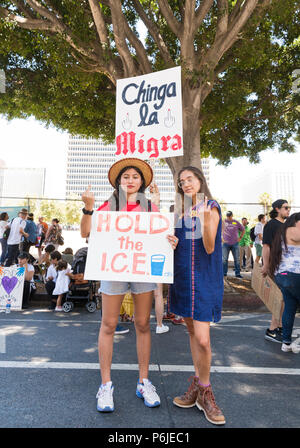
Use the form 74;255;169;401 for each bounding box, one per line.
53;260;71;311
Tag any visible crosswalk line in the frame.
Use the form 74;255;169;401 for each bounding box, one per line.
0;361;299;375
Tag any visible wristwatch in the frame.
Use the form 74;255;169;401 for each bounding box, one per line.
82;207;94;215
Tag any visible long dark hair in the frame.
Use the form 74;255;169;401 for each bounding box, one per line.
269;213;300;276
176;166;212;214
107;165;149;211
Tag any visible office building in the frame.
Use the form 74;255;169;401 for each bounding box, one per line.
0;161;45;205
66;136;210;210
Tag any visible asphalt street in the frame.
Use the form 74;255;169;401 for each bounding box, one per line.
0;307;299;429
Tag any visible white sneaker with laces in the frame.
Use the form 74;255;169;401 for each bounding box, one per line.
96;381;114;412
281;342;300;354
136;379;160;407
55;306;63;312
156;324;169;334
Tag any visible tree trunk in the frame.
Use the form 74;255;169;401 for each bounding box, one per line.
165;81;212;196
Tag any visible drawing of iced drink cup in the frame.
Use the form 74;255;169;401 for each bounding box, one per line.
151;254;165;276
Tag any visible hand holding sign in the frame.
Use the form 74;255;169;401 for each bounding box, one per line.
82;185;95;211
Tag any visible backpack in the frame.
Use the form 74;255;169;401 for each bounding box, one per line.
3;218;14;239
250;226;256;242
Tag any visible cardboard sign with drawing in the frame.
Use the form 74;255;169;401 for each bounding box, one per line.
0;265;25;311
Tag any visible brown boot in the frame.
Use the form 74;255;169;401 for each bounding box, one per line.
173;376;200;408
196;385;225;425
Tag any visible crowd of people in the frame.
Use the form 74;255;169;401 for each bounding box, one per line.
0;210;68;309
1;158;299;426
0;210;64;267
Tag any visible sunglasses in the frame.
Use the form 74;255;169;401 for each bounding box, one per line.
282;206;291;210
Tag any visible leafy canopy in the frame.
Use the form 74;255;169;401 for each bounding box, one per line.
0;0;299;166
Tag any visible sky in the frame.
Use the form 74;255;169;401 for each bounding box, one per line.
0;115;300;204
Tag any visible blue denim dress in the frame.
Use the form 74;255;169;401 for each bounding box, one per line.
168;200;223;323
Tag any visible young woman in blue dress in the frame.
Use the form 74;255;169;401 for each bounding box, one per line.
169;166;225;425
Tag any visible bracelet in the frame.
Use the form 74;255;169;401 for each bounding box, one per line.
82;207;94;215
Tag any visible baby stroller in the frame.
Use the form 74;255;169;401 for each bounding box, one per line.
62;247;99;313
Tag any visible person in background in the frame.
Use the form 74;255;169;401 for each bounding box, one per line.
222;211;244;278
37;244;55;281
62;247;74;266
17;252;35;309
21;213;38;254
149;182;169;335
5;209;29;266
36;216;49;260
239;218;252;272
262;199;290;343
44;218;62;250
269;213;300;354
254;214;266;264
52;259;71;312
0;212;9;265
45;250;62;310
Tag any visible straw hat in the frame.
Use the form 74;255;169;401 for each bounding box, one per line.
108;158;153;188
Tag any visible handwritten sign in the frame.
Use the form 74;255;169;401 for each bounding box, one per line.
0;265;25;310
115;67;183;160
84;212;174;283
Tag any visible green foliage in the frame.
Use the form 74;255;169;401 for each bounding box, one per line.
0;0;299;160
23;197;82;224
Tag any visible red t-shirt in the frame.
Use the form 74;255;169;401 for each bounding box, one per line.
97;201;159;212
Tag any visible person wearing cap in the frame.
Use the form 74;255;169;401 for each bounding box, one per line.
5;208;29;267
262;199;291;343
81;158;176;413
222;211;244;278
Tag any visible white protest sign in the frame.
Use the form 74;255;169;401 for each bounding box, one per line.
0;265;25;310
84;212;174;283
115;66;183;160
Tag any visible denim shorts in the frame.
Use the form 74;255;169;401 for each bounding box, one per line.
99;281;157;296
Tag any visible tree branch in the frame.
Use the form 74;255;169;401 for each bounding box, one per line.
109;0;138;78
11;0;36;20
200;0;259;76
88;0;109;47
130;0;174;66
215;0;228;39
181;0;197;68
25;0;61;24
0;7;53;31
221;0;260;54
157;0;182;38
194;0;214;30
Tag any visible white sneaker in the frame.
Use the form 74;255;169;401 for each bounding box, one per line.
96;381;114;412
156;324;169;334
281;342;300;354
136;379;160;407
54;306;63;312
